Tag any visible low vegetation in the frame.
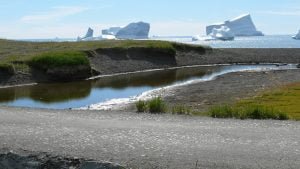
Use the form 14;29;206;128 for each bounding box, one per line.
136;97;191;115
136;97;166;114
28;51;89;71
237;82;300;120
171;105;191;115
209;104;289;120
148;97;167;113
136;100;148;113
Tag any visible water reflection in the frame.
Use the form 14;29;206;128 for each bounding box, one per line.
0;66;209;108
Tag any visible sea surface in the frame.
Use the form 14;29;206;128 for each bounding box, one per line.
20;35;300;48
152;35;300;48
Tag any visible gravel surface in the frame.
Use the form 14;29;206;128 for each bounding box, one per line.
0;107;299;169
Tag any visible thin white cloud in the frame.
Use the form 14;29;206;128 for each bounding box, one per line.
258;9;300;16
20;6;89;23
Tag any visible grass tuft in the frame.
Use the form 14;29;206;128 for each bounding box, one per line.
171;105;191;115
28;51;89;71
148;97;166;114
135;97;167;114
136;100;147;113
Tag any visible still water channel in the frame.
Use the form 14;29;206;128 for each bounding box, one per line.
0;64;298;109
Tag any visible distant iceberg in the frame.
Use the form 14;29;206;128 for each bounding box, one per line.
116;22;150;39
206;14;264;36
101;22;150;40
209;26;234;41
292;30;300;40
99;34;117;40
77;27;94;41
102;27;122;36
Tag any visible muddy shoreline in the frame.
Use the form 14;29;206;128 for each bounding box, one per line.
1;48;300;87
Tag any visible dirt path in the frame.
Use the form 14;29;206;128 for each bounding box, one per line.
0;107;299;169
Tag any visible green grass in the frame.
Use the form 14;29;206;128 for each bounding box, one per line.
148;97;167;114
135;97;167;114
136;100;147;113
28;51;89;71
171;105;191;115
209;104;289;120
135;98;194;115
236;82;300;120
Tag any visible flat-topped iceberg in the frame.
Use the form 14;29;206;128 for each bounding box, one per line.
292;30;300;40
209;26;234;41
206;14;264;36
116;22;150;39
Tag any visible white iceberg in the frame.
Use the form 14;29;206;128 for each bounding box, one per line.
102;27;122;35
77;27;94;41
292;30;300;40
99;34;117;40
206;14;264;36
209;26;235;41
116;22;150;39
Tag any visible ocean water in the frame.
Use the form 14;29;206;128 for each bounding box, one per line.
20;35;300;48
152;35;300;48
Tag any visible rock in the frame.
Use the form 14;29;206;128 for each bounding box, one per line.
80;161;125;169
0;151;125;169
116;21;150;39
206;14;264;36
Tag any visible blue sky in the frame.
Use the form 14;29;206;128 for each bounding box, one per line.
1;0;300;38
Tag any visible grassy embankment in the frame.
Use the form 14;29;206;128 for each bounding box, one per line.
0;39;208;75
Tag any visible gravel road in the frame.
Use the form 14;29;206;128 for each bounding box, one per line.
0;107;299;169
